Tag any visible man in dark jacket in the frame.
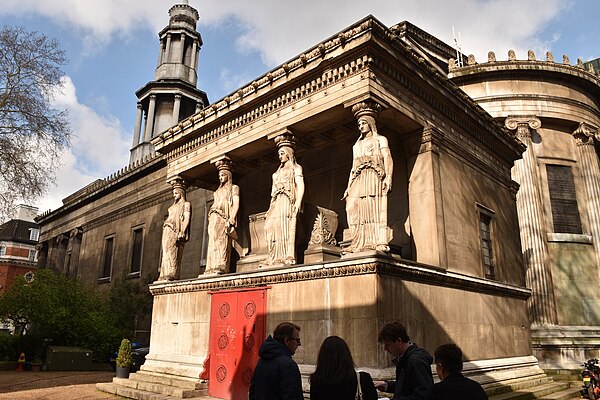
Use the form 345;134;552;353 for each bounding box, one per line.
374;321;434;400
249;322;303;400
425;343;488;400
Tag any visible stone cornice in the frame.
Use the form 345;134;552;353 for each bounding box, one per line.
469;94;600;121
37;155;165;224
149;255;530;300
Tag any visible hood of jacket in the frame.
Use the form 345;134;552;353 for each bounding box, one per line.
258;335;292;360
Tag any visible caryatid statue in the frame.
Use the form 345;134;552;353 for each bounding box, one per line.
264;134;305;265
343;101;393;253
204;157;240;275
159;177;192;281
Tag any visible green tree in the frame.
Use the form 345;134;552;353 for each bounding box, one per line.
0;26;70;221
108;272;155;340
0;269;119;360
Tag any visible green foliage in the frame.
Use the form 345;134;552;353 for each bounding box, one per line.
0;269;120;360
116;338;133;367
108;272;155;339
0;332;19;361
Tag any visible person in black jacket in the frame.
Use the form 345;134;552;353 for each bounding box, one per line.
249;322;303;400
374;321;434;400
425;343;488;400
309;336;378;400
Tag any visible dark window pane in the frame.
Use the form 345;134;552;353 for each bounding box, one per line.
102;237;114;278
546;165;582;234
131;228;143;273
480;213;495;279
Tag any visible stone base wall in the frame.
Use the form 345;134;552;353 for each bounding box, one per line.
145;255;532;382
532;325;600;369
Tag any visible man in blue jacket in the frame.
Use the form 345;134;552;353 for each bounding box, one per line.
249;322;303;400
374;321;434;400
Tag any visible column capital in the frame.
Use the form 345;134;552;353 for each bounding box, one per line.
268;128;296;151
137;102;142;109
505;115;541;139
174;94;182;101
149;94;157;101
572;121;598;146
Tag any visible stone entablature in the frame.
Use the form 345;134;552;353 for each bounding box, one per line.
149;255;530;300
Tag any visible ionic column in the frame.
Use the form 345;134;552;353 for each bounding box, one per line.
572;122;600;272
132;103;143;147
172;94;181;125
506;115;557;326
143;95;157;142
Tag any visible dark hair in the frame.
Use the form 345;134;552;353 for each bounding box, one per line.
273;322;301;344
310;336;356;387
377;321;410;343
434;343;463;374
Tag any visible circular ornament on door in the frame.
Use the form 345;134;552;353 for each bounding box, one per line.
243;334;255;351
242;368;253;386
219;302;231;319
216;365;227;382
244;301;256;318
218;334;229;350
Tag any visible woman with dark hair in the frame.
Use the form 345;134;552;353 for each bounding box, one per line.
309;336;378;400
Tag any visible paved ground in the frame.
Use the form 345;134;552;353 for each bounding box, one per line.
0;371;121;400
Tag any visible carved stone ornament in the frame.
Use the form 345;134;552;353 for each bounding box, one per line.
467;54;476;65
563;54;570;64
508;50;516;61
351;100;381;119
505;116;541;140
488;51;496;63
308;207;338;245
546;51;554;63
527;50;536;61
573;122;599;146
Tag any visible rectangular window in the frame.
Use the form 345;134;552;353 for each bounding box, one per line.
28;249;36;262
546;164;582;234
477;206;496;280
29;228;40;241
101;236;115;279
130;227;144;274
0;245;5;257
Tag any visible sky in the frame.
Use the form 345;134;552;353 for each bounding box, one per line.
0;0;598;216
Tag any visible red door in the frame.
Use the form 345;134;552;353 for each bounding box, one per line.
208;288;266;400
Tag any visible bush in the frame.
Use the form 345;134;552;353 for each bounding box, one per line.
0;332;19;361
116;338;133;367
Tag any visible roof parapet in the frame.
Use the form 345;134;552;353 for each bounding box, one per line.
448;49;600;79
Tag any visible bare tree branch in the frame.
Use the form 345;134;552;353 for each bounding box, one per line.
0;26;70;221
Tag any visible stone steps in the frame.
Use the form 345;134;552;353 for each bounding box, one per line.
96;371;208;400
484;375;553;396
488;381;581;400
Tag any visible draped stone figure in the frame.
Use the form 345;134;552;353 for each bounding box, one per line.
204;158;240;275
264;135;305;265
159;178;191;280
343;102;393;253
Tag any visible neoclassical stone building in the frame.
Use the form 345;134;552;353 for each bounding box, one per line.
449;47;600;369
36;2;600;399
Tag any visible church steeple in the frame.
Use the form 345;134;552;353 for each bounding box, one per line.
129;0;209;165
